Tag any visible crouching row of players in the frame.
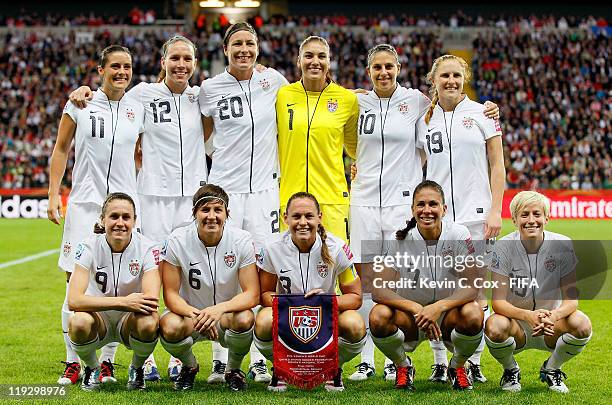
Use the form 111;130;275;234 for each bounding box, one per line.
67;181;591;393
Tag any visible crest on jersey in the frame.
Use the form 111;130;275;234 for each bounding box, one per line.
259;78;270;91
544;256;556;272
289;306;321;343
129;259;140;276
63;242;71;257
317;261;329;278
398;102;410;115
224;251;236;268
327;99;338;113
187;93;197;103
441;246;453;260
462;117;474;129
125;107;135;121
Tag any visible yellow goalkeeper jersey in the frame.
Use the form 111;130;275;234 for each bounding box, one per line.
277;81;358;206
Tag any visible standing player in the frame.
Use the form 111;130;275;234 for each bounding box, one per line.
48;45;144;386
485;191;591;393
199;21;288;383
276;36;359;242
67;193;160;391
254;192;366;392
69;35;208;381
370;180;484;391
417;54;505;382
159;184;260;392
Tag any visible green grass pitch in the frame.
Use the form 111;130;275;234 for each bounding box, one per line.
0;218;610;404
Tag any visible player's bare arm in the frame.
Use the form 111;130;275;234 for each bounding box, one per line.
485;135;505;238
161;260;200;317
68;86;94;108
47;114;77;225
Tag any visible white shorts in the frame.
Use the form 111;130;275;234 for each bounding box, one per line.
139;194;193;244
350;204;411;263
58;201;101;273
514;319;554;353
160;309;228;347
96;310;131;349
225;187;280;252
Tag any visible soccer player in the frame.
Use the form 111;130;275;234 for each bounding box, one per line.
254;192;366;392
276;36;359;242
199;21;288;383
485;191;591;393
67;192;160;391
370;180;484;391
417;54;505;382
159;184;260;392
48;45;144;386
69;34;207;381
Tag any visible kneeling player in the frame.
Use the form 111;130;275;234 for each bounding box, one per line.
67;193;160;391
159;184;259;392
254;192;366;392
370;180;484;391
485;191;591;393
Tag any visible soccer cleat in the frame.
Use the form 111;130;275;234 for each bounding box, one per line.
127;365;146;391
428;364;448;383
99;360;117;383
57;361;81;385
167;357;182;382
466;360;487;383
383;363;397;381
349;362;375;381
267;369;287;392
81;366;101;391
539;360;569;393
324;368;345;392
207;360;226;384
247;359;272;383
174;364;199;391
225;369;248;391
143;357;161;382
500;367;521;392
395;364;415;391
448;367;473;390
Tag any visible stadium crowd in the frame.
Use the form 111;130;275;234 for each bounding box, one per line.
0;13;609;190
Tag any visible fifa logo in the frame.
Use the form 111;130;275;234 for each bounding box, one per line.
289;306;321;343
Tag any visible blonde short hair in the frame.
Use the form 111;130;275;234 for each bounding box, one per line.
510;191;550;220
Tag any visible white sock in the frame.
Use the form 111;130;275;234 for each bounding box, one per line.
62;283;79;363
485;335;518;370
253;334;273;361
358;293;376;366
450;329;483;368
160;336;197;368
372;329;410;367
249;342;267;366
547;333;591;370
429;339;449;366
225;327;253;371
129;335;158;368
70;336;100;369
212;340;228;364
384;357;394;367
467;305;489;365
99;342;119;363
339;335;366;367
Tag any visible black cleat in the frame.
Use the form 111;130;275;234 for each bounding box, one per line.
173;364;199;391
225;369;248;391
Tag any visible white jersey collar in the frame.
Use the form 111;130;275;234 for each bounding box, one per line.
282;230;322;253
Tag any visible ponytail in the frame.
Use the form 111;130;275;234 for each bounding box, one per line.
93;222;105;234
396;217;417;240
424;90;438;125
157;69;166;83
317;224;335;267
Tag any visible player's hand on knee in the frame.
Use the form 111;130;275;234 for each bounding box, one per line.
426;323;442;341
304;288;325;298
47;194;63;224
69;86;93;108
194;305;223;333
203;325;219;341
415;304;442;329
122;293;159;314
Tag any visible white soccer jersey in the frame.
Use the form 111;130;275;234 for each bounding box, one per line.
64;89;144;205
351;86;429;207
128;82;208;197
74;231;159;298
258;231;354;294
200;68;288;193
389;221;476;306
416;96;502;224
162;223;256;309
489;231;577;311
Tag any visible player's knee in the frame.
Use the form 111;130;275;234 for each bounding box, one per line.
160;314;188;342
369;304;393;336
339;310;366;342
231;309;254;333
485;314;511;342
457;301;484;333
569;311;592;339
134;313;159;340
255;307;273;339
68;312;95;340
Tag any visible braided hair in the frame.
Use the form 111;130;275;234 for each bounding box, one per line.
396;180;445;240
424;54;472;124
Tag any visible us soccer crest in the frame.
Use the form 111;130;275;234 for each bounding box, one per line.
125;108;135;121
398;102;409;115
327;99;338;113
462;117;474;129
316;261;329;278
224;251;236;268
289;306;321;343
544;256;556;272
259;78;270;90
129;259;140;276
63;242;71;257
187;93;197;103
